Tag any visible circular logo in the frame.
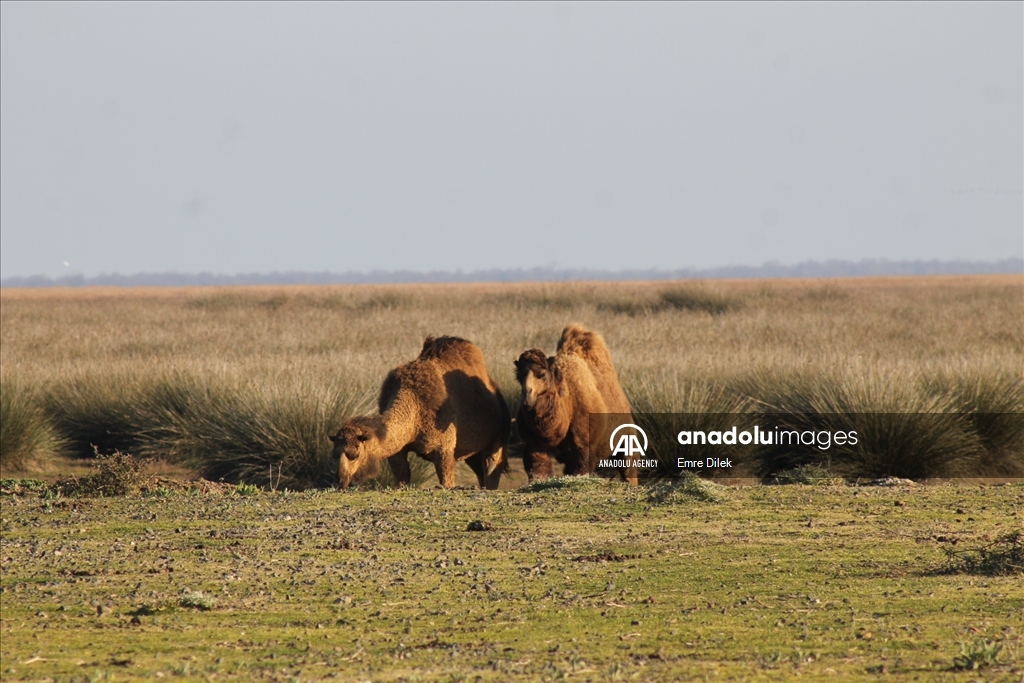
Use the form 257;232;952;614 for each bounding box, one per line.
609;423;648;456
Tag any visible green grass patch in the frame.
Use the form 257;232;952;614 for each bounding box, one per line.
0;483;1020;680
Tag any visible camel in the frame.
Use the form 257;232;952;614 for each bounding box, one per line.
514;324;639;484
330;336;509;490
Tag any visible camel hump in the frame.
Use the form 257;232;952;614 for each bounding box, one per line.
419;335;475;361
557;324;613;366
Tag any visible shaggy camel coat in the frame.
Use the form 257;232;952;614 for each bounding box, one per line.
515;324;638;484
330;336;509;489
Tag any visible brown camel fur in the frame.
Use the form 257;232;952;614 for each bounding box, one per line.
514;324;638;484
330;336;510;489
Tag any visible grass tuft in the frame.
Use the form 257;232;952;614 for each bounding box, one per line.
0;380;66;472
138;374;373;490
646;473;727;503
522;475;625;493
44;374;149;458
922;365;1024;476
953;637;1004;670
179;591;216;611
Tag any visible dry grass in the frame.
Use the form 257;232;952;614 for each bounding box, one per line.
1;275;1021;483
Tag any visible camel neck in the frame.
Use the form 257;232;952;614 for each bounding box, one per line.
374;390;421;454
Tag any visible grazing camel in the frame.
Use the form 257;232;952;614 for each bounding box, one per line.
330;336;509;489
515;324;638;484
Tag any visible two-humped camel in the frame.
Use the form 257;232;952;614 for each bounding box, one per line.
330;336;509;489
514;324;639;484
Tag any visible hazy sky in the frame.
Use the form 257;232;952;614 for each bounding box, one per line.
1;2;1021;278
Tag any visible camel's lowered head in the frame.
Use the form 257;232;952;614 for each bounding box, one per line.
514;349;561;409
329;417;383;489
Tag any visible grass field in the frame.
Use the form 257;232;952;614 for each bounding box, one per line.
1;275;1022;485
1;275;1022;681
1;478;1022;682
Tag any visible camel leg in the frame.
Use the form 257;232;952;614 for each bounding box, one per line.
523;448;553;482
562;438;587;476
429;450;457;489
387;452;412;487
466;440;506;490
619;461;639;486
465;453;490;489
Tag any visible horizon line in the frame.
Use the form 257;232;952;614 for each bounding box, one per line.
2;257;1022;288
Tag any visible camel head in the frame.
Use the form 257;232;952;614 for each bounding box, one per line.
514;349;561;409
329;417;382;489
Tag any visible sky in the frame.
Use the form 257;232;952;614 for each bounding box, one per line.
1;2;1021;278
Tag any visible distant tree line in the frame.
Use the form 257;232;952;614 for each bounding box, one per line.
2;258;1021;288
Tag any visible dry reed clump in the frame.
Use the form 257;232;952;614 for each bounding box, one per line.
130;373;376;490
920;365;1024;476
740;367;1020;480
44;373;156;459
0;380;66;472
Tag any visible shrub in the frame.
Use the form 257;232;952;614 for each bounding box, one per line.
942;531;1023;577
52;449;152;497
0;478;48;495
